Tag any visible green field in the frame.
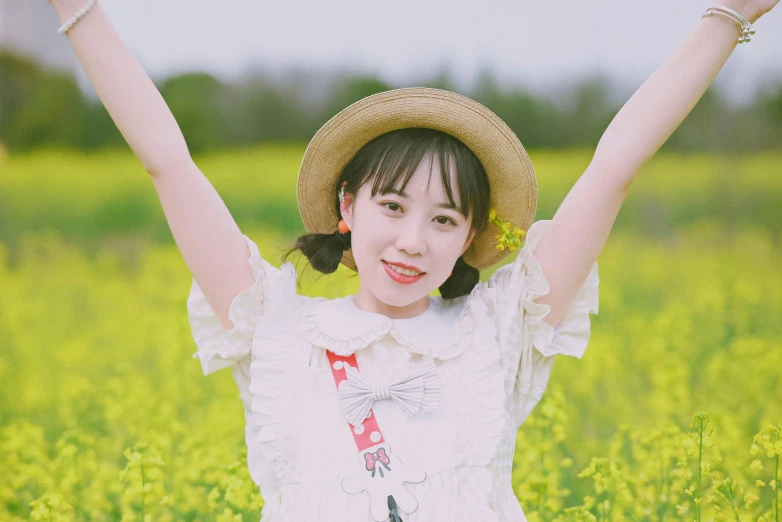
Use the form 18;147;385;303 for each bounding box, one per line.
1;146;780;521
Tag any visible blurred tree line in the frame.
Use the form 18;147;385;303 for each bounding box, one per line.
2;49;782;154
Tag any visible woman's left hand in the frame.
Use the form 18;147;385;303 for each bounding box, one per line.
716;0;780;24
750;0;780;22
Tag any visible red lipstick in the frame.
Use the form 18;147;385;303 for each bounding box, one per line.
382;261;425;285
385;260;424;273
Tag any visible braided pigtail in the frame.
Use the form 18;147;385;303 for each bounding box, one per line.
282;230;351;274
438;256;479;300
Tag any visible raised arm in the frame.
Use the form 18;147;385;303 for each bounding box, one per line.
531;0;778;329
50;0;256;330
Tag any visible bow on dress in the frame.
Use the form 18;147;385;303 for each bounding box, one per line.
337;359;442;427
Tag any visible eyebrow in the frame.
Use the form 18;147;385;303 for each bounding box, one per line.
385;188;459;211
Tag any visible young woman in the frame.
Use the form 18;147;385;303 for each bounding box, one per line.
48;1;779;520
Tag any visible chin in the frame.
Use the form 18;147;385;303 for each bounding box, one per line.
373;289;418;308
375;283;435;308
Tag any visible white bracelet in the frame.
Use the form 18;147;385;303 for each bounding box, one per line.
702;4;756;43
57;0;98;35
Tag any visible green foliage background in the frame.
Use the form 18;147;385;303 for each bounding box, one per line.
3;48;782;155
1;146;780;521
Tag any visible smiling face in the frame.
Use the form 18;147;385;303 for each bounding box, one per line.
340;151;477;319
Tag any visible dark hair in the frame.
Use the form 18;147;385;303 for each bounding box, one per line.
283;127;491;299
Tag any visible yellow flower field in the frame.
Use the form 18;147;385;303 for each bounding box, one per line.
1;146;780;521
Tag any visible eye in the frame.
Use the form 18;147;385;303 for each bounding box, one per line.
380;201;457;226
435;215;456;226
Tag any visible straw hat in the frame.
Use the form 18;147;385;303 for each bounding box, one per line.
297;87;538;273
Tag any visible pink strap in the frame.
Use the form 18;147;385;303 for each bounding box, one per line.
326;350;386;452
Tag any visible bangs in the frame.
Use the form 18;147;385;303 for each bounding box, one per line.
355;128;487;227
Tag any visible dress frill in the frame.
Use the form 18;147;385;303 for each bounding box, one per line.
300;298;392;356
485;219;599;428
387;298;476;360
299;293;476;361
185;234;298;512
492;488;530;521
449;288;507;469
518;220;600;359
249;316;298;518
187;234;294;376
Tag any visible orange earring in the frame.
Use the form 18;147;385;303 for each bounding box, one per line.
337;182;351;235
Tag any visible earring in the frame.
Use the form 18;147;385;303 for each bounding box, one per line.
337;182;350;234
338;181;347;203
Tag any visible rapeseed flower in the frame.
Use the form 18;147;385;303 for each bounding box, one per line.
489;208;527;251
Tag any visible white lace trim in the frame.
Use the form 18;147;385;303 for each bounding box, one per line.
518;220;600;359
188;234;295;375
483;219;599;428
450;291;507;468
300;291;488;360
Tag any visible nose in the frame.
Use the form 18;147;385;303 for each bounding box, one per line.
394;219;427;257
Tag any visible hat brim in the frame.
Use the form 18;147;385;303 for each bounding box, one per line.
297;87;537;273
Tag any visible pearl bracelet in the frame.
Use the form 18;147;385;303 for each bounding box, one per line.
702;3;756;43
57;0;98;35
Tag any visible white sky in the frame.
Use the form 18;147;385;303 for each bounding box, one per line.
76;0;782;105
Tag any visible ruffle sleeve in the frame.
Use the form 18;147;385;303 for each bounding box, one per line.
479;219;599;428
186;234;287;376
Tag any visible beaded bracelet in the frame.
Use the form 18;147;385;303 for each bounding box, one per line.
57;0;98;35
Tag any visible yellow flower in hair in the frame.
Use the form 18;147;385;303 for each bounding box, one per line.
488;208;527;252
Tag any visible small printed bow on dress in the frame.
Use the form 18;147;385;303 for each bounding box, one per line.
337;359;442;427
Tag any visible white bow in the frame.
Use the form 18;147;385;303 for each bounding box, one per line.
337;360;442;427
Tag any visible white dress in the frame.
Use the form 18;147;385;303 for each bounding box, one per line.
187;219;599;522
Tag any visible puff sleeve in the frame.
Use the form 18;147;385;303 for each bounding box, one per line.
186;234;285;376
479;219;599;428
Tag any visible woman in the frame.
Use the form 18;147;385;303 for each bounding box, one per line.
48;1;779;520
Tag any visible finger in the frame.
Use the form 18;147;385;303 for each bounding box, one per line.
341;475;368;494
390;484;419;514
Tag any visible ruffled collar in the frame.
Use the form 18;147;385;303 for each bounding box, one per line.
301;289;485;360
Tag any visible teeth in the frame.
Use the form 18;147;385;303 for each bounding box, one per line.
387;263;421;277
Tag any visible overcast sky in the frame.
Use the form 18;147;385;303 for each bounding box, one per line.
72;0;782;105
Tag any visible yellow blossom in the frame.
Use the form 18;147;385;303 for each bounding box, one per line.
743;492;759;507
